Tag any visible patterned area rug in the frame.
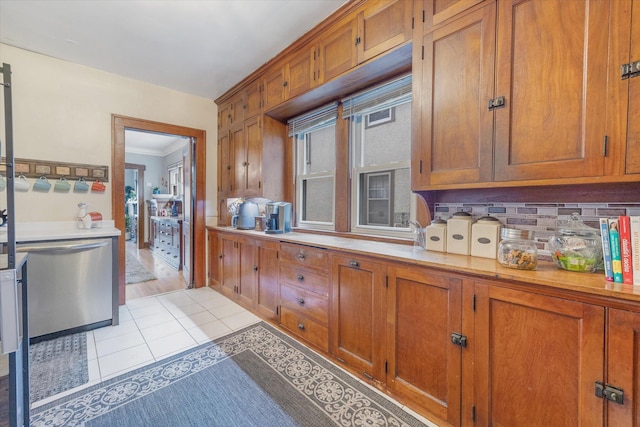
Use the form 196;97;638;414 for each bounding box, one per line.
31;322;428;427
126;252;156;284
29;332;89;403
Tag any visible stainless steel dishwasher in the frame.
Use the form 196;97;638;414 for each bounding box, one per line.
17;237;118;340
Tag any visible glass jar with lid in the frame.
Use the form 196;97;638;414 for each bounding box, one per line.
498;228;538;270
548;212;602;273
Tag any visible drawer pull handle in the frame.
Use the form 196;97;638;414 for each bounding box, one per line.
297;297;305;305
297;275;304;282
297;253;306;260
297;323;305;330
350;260;360;268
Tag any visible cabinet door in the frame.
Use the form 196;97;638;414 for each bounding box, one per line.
237;238;256;307
416;3;495;188
606;308;640;426
255;240;279;320
423;0;487;29
230;124;245;196
218;101;233;131
386;265;463;426
244;115;262;197
330;255;386;382
493;0;610;181
474;284;605;427
263;65;286;110
286;46;316;99
245;80;262;119
625;0;640;174
319;16;358;83
207;229;220;289
219;234;238;299
356;0;413;63
218;131;232;193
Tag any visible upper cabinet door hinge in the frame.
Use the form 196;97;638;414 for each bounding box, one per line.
488;96;506;110
451;332;467;348
595;381;624;404
621;60;640;79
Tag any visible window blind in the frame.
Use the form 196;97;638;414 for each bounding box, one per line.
342;74;412;119
288;102;339;137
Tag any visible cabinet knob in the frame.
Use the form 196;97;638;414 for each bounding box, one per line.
296;275;304;282
218;254;223;259
253;265;258;272
297;252;305;260
226;165;231;170
297;323;305;330
242;161;248;166
296;297;305;305
350;260;360;268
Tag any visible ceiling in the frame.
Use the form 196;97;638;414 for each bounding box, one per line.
0;0;348;154
0;0;348;101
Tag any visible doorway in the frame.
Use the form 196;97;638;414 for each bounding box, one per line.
112;115;206;306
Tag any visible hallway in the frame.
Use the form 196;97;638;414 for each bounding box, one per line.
125;241;187;300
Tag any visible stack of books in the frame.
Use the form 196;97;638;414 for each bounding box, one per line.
600;216;640;285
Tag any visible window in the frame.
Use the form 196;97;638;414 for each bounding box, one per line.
289;103;338;230
344;75;414;237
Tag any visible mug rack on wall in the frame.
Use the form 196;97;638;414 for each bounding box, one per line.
0;158;109;182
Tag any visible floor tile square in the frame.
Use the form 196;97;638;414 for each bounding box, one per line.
187;320;233;344
158;291;198;308
210;302;246;319
163;302;206;319
96;330;145;357
220;311;261;330
176;311;219;329
98;344;153;378
133;311;176;330
140;319;186;342
93;320;140;342
147;331;197;359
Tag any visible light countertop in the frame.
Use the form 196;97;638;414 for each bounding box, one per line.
209;225;640;306
1;221;121;243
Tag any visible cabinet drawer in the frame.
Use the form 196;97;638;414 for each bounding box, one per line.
280;307;328;352
280;283;328;324
280;243;328;270
279;263;328;295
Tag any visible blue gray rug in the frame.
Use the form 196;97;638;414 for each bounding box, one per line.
31;322;427;427
29;332;89;403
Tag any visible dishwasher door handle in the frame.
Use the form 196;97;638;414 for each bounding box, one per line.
17;241;109;253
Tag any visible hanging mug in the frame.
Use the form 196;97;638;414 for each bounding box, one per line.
91;179;106;192
15;175;30;192
33;176;52;192
54;177;71;193
73;177;90;193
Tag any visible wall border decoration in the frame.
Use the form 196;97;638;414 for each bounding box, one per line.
0;158;109;182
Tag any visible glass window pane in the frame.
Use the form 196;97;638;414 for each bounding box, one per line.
302;177;333;223
362;102;411;167
358;168;411;229
299;125;336;175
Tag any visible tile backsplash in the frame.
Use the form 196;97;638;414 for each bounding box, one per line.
433;202;640;259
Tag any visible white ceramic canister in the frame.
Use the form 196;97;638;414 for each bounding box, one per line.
447;212;473;255
471;215;502;259
425;218;447;252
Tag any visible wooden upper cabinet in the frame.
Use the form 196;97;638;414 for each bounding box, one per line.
416;3;496;187
386;265;463;426
330;254;386;382
244;115;262;196
218;101;233;131
625;0;640;174
423;0;487;30
474;283;605;427
244;79;262;119
606;308;640;426
286;45;319;100
319;16;359;83
356;0;413;63
493;0;610;181
217;130;231;193
230;124;245;195
263;64;286;110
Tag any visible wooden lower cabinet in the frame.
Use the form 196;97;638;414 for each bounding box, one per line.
474;283;605;427
254;240;279;320
330;254;386;383
386;265;464;426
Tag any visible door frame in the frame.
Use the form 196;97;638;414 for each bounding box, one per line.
125;162;146;249
112;115;206;305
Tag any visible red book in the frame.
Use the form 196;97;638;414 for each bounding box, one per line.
619;215;634;285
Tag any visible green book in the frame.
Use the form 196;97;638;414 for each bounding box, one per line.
608;218;623;283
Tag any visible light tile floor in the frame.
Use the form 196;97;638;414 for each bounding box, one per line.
31;287;437;426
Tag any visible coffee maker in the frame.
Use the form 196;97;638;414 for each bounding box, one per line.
265;202;291;234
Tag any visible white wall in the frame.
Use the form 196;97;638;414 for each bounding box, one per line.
0;44;218;223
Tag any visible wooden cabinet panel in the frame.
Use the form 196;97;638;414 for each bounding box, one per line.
493;0;610;181
357;0;413;63
255;240;279;320
417;3;495;187
330;255;386;382
626;0;640;174
217;131;231;193
237;238;256;307
607;308;640;426
207;229;220;288
319;17;358;83
279;243;329;270
474;284;605;427
219;234;238;299
263;65;286;110
244;80;262;119
386;265;462;426
244;115;262;196
230;124;245;195
423;0;487;29
286;46;317;100
279;263;329;296
280;306;329;352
